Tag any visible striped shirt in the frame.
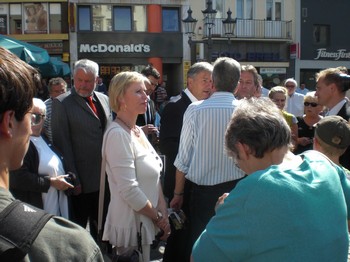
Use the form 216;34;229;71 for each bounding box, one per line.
44;98;53;143
174;92;245;185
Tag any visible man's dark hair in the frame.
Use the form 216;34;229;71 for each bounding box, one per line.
0;47;40;121
48;77;67;92
141;65;160;79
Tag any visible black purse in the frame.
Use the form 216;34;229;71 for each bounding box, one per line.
112;222;143;262
113;249;141;262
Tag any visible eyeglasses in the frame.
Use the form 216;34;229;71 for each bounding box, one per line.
285;85;295;88
29;112;45;126
304;102;318;107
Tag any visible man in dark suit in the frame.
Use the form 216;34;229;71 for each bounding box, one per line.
137;65;161;142
51;59;111;240
159;62;213;262
316;67;350;169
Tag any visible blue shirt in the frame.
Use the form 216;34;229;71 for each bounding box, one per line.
192;151;350;261
174;92;245;185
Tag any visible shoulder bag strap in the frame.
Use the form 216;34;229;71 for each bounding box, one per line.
0;200;53;261
98;126;116;234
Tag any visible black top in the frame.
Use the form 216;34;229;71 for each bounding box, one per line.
294;116;315;155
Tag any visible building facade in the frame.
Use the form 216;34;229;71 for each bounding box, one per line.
294;0;350;90
0;1;70;73
186;0;295;89
69;0;185;97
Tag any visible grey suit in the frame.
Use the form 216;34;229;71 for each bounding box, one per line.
52;87;111;193
51;87;111;239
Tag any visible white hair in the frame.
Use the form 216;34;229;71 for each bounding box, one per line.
33;98;46;115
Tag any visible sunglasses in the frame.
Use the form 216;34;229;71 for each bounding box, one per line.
304;102;318;107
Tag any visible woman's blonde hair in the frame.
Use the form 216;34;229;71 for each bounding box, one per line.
268;86;288;99
109;71;146;112
304;91;317;102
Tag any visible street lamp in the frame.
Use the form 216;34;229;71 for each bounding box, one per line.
222;9;236;41
182;0;236;64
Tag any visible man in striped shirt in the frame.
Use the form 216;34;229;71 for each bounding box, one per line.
170;57;245;251
43;77;67;143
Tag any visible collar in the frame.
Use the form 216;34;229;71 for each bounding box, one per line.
327;99;347;116
184;88;198;103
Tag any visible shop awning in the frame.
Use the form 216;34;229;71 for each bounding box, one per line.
0;34;70;78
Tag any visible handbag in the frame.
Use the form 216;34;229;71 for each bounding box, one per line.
98;126;143;262
113;249;140;262
112;220;142;262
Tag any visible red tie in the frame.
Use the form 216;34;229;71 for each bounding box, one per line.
87;96;98;117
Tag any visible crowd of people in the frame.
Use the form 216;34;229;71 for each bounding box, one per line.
1;45;350;261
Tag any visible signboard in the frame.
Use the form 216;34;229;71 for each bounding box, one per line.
77;32;183;59
35;42;63;54
314;48;350;60
290;43;299;59
260;68;286;74
24;3;48;34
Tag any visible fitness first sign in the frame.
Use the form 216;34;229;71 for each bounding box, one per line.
314;48;350;60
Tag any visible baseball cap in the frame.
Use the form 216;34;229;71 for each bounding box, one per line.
315;116;350;149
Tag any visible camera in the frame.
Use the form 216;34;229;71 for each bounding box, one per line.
168;208;187;231
64;172;77;196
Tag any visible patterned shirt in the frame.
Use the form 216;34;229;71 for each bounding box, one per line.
174;92;245;185
44;98;53;143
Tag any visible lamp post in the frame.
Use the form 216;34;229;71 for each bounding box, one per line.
182;0;236;64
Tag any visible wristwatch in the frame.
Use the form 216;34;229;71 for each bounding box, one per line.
155;211;163;222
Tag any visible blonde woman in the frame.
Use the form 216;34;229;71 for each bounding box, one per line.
102;71;170;261
269;86;298;149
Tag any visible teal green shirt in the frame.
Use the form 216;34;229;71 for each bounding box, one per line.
193;151;350;261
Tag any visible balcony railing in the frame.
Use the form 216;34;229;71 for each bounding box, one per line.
202;18;292;40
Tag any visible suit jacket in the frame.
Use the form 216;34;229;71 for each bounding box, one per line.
338;102;350;170
136;98;156;126
159;91;192;199
51;88;111;193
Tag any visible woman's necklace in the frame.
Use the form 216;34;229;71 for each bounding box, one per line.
117;117;140;137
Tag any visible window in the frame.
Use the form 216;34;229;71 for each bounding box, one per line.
3;3;62;34
212;0;225;18
9;4;22;34
113;6;131;31
133;6;146;32
266;0;282;21
49;3;61;33
0;4;8;34
313;24;330;46
92;5;112;31
78;6;91;31
162;8;179;32
78;5;146;32
237;0;253;19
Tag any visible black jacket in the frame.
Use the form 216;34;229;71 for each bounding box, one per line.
10;136;69;209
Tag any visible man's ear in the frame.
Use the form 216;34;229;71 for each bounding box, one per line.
0;111;15;138
236;142;251;161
